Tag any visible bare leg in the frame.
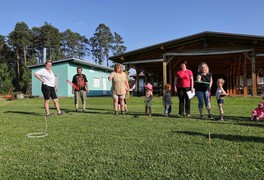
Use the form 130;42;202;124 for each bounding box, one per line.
113;98;119;112
44;99;50;115
149;107;152;116
53;98;61;113
119;98;125;111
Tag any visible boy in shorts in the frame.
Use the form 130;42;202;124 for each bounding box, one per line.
215;78;228;121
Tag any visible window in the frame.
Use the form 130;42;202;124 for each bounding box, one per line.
94;78;100;88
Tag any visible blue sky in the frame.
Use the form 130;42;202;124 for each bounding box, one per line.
1;0;264;66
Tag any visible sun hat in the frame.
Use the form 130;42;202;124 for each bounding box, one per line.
145;83;153;91
258;102;264;107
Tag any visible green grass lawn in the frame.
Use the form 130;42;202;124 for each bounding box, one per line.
1;96;264;179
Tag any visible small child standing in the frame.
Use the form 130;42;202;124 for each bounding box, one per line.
251;102;264;121
215;78;228;121
145;83;153;117
163;84;172;117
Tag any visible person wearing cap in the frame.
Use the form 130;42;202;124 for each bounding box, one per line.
144;83;153;116
174;60;194;117
108;63;129;115
251;102;264;121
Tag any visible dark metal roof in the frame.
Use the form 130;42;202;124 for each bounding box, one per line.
109;31;264;62
108;31;264;76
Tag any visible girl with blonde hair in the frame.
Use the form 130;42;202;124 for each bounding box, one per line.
195;62;213;119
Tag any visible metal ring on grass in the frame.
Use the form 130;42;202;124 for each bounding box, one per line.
27;132;48;138
27;116;48;138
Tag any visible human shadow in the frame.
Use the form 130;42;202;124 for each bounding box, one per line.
58;107;117;115
173;130;264;143
4;110;43;116
59;107;114;113
126;112;177;118
237;121;264;128
191;114;250;121
87;107;113;112
222;115;250;122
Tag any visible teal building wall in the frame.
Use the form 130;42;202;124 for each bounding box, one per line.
29;58;113;97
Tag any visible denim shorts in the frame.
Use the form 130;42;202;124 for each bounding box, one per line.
217;99;224;104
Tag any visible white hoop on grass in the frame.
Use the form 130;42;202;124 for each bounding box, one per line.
27;132;48;138
27;115;48;138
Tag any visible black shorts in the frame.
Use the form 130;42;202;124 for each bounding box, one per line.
41;84;58;100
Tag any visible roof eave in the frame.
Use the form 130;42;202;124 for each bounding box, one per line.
27;58;113;71
109;31;264;61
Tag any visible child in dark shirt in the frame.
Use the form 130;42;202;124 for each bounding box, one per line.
163;84;172;117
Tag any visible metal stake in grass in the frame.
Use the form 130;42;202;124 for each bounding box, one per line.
27;115;48;138
208;131;211;144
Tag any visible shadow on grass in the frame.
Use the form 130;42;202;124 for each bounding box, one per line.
192;114;250;121
237;122;264;128
60;107;171;117
128;112;179;118
174;130;264;143
222;115;250;121
59;107;113;112
4;110;43;116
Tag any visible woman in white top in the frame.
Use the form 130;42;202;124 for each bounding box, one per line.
34;60;62;116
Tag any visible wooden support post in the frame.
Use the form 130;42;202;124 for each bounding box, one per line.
144;72;148;84
151;74;154;87
125;64;130;99
233;62;236;95
169;63;172;87
227;68;230;94
251;53;257;96
237;58;241;95
136;67;140;96
163;61;167;89
243;55;248;96
230;65;233;95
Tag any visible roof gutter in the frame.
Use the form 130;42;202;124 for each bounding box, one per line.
164;49;253;56
122;59;164;65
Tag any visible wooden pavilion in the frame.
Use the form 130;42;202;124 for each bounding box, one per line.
109;31;264;96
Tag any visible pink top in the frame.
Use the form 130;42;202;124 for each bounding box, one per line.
252;107;264;118
176;69;193;88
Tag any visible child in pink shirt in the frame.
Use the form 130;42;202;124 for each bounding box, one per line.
251;102;264;121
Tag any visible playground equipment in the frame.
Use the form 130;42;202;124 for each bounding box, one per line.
2;87;13;100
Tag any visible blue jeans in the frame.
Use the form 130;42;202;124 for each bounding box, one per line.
164;105;171;114
196;90;210;109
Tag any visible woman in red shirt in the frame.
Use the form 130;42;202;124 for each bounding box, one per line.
174;61;194;117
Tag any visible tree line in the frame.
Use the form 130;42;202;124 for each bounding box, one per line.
0;22;126;93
